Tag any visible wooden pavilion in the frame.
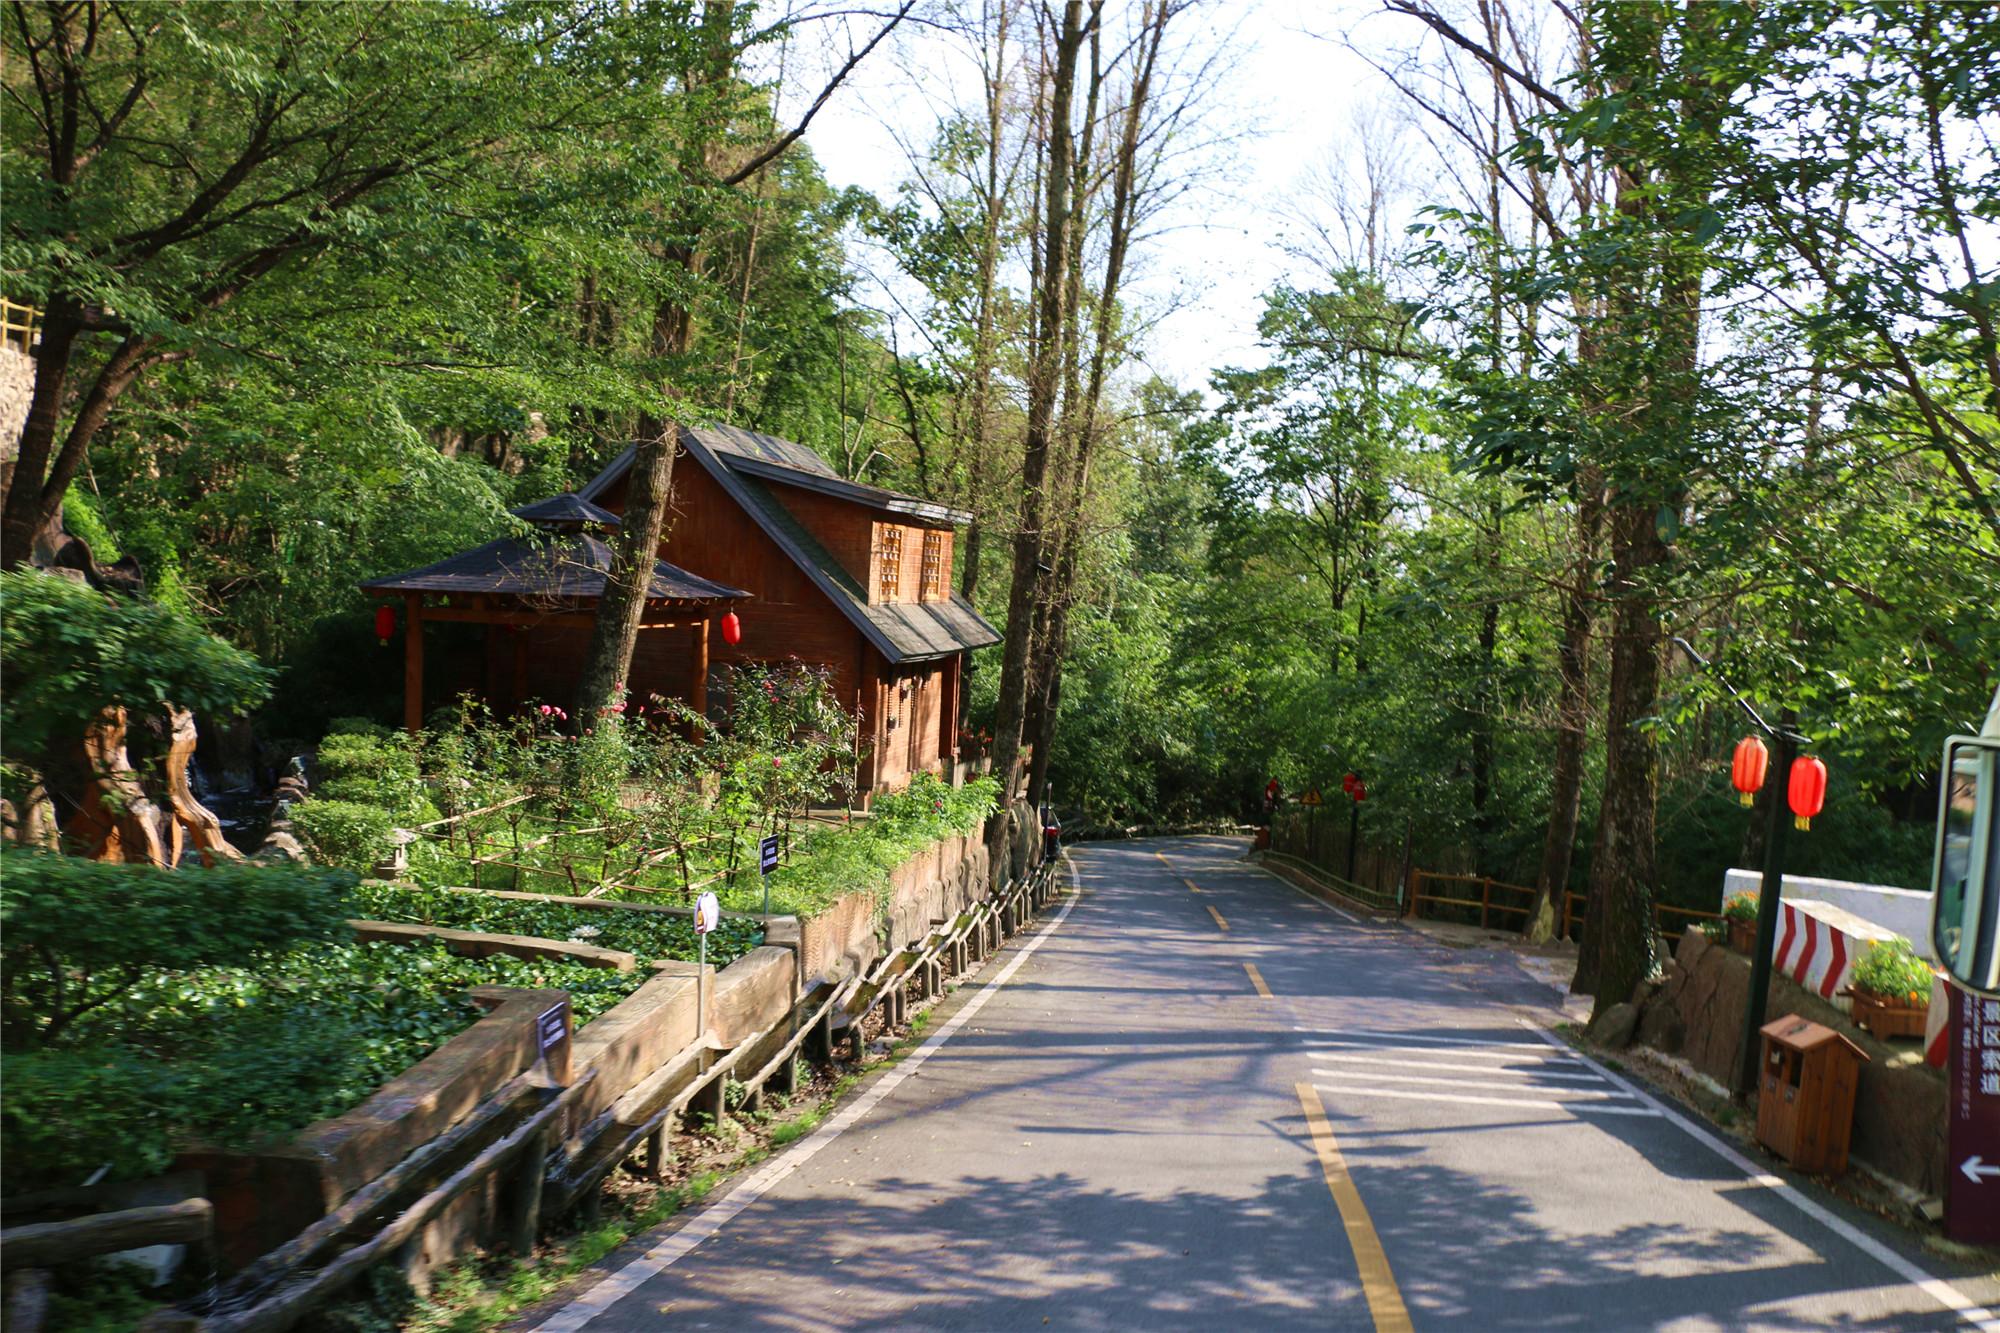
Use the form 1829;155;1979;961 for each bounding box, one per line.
362;494;749;730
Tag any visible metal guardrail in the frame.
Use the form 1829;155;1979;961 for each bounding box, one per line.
1261;850;1403;914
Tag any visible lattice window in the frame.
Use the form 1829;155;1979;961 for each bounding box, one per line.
920;531;944;600
878;527;904;600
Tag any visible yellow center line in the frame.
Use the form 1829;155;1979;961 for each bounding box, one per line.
1243;962;1273;998
1296;1082;1414;1333
1182;877;1202;894
1206;904;1229;932
1154;851;1174;868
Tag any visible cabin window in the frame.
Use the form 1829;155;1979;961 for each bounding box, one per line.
878;527;904;600
920;531;944;600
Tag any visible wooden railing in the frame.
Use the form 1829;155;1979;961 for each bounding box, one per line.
1409;871;1724;947
1;297;39;352
1408;871;1537;929
1563;892;1722;947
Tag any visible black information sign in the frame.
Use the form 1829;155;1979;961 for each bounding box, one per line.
760;834;780;875
537;1001;568;1054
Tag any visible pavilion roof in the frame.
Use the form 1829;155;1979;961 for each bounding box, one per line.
362;531;748;604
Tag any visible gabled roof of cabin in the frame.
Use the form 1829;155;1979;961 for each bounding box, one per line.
578;425;999;665
581;424;974;527
362;530;748;605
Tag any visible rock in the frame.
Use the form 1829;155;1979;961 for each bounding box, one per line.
1631;975;1663;1009
1636;999;1686;1054
1588;1002;1639;1050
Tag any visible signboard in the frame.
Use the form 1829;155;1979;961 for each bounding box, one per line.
1302;787;1323;807
537;1001;568;1054
760;834;780;876
1947;981;2000;1243
694;891;720;936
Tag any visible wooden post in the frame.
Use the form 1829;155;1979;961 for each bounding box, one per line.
512;624;529;711
691;617;710;719
1481;878;1492;929
403;594;424;734
502;1121;550;1255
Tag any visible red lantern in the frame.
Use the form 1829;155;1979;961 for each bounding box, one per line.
1353;783;1367;803
374;605;395;645
720;611;742;646
1788;755;1827;831
1730;736;1769;807
1342;772;1358;795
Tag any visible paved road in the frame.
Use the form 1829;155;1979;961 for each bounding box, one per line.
526;838;1999;1331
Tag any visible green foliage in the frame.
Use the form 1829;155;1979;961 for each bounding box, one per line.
0;569;272;772
0;852;354;1048
292;800;399;877
350;884;763;969
1851;938;1935;1004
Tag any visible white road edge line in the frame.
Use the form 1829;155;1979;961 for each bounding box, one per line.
529;857;1085;1333
1310;1081;1661;1116
1517;1020;2000;1332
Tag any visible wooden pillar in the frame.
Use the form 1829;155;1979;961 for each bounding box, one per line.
403;594;424;734
513;626;529;710
691;617;710;719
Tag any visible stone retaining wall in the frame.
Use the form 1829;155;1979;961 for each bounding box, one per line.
1639;929;1945;1193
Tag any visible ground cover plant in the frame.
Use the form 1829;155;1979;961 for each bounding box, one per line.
0;853;622;1197
350;882;764;969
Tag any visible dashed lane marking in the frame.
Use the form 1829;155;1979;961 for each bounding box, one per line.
1294;1026;1562;1053
1206;903;1229;933
1304;1051;1607;1083
1244;962;1273;998
1297;1082;1414;1333
1182;876;1202;893
1312;1081;1663;1117
1309;1068;1639;1100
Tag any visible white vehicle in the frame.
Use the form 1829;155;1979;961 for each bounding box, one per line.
1933;686;2000;993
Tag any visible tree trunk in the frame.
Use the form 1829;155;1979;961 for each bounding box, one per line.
1525;475;1602;943
1572;501;1667;1006
986;0;1088;801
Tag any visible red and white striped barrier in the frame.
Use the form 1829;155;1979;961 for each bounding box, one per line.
1773;898;1898;1001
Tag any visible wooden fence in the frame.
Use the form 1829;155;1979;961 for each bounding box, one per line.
1405;869;1724;946
1;297;38;352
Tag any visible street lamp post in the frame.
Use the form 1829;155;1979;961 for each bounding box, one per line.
1671;638;1813;1098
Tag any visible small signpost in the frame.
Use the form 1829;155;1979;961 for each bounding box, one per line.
759;833;780;917
695;890;720;1042
1301;787;1323;806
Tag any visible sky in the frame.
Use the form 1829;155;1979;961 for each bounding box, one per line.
792;1;1408;395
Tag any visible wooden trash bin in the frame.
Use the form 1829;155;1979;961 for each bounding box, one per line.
1755;1015;1869;1176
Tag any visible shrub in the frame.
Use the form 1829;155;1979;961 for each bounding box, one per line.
1722;891;1759;925
0;852;355;1049
327;715;394;740
0;568;272;774
316;731;427;817
292;799;398;875
1852;937;1935;1003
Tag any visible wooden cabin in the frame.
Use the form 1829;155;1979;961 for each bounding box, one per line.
577;424;999;795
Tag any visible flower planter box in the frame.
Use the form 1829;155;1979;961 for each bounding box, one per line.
1728;918;1757;954
1849;988;1928;1039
